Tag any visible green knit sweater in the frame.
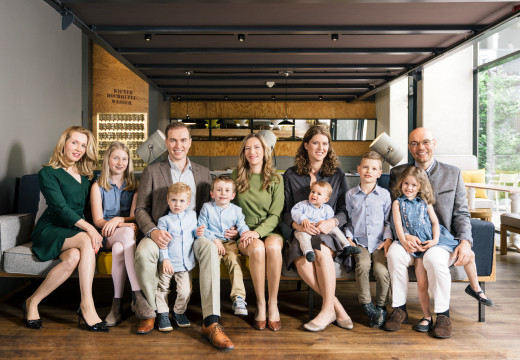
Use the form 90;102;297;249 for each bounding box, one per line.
231;169;284;238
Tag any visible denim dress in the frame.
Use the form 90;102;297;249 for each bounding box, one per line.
397;195;459;257
99;181;135;246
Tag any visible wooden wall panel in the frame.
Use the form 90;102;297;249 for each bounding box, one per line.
172;101;375;119
189;141;371;157
92;44;149;119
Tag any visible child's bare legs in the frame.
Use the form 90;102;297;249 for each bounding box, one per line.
463;250;493;304
415;258;432;326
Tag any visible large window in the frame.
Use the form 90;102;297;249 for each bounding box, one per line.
477;20;520;179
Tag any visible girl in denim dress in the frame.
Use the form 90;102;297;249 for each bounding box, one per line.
392;166;493;333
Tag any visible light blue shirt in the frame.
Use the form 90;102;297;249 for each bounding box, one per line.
197;201;249;242
157;210;197;272
168;156;196;212
99;181;134;221
345;184;392;253
291;200;335;224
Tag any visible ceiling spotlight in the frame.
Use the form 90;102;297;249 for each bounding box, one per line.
145;33;152;42
266;81;275;88
272;95;276;100
331;34;339;41
319;96;323;100
176;96;181;101
238;34;245;42
224;96;229;101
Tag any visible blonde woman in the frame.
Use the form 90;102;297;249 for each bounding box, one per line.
282;125;353;332
90;142;143;326
25;126;108;332
231;133;284;331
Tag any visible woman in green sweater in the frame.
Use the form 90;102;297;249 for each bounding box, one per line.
231;133;284;331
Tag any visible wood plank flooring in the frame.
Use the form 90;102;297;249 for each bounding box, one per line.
0;251;519;360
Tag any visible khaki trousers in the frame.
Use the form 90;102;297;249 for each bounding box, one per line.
135;236;220;318
155;270;191;314
219;241;246;301
353;246;390;306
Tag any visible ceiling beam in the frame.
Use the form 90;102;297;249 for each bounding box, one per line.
118;47;439;55
158;84;371;89
93;25;483;35
166;91;362;96
149;74;393;80
136;63;409;70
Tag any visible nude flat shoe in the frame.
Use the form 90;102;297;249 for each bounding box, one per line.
303;313;336;332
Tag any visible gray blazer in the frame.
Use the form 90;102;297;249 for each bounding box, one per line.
389;160;473;245
135;158;212;235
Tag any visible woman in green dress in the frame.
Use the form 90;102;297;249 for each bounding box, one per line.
24;126;108;332
231;133;284;331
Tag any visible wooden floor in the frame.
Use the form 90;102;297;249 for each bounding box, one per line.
1;251;519;360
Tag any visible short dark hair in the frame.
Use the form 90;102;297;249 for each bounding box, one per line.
165;121;191;138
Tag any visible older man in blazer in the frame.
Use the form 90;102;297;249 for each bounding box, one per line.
133;122;234;350
383;127;474;339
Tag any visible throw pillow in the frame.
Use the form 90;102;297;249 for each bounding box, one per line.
462;169;488;199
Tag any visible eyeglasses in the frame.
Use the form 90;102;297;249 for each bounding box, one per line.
409;139;434;148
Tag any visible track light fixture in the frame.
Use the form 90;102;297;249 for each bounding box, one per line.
331;34;339;41
224;96;229;100
238;34;245;42
185;71;191;121
176;96;181;101
145;33;152;41
319;96;323;100
272;95;276;100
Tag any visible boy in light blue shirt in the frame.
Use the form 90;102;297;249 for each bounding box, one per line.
197;175;250;316
345;151;392;328
155;182;203;332
291;181;360;263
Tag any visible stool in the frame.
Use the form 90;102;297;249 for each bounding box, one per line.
500;213;520;255
469;208;493;222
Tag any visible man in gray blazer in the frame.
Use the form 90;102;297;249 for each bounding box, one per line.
383;127;475;339
133;122;234;350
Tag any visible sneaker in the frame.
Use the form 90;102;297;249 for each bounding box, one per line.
232;296;248;316
362;303;384;328
383;308;408;332
431;315;452;339
305;250;316;262
173;312;191;327
157;312;173;332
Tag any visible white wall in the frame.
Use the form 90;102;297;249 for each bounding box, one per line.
420;46;474;155
375;77;409;172
0;0;82;214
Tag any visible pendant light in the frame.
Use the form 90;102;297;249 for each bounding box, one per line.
279;71;294;127
182;71;195;125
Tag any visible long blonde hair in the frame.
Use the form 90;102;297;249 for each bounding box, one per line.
98;141;138;192
294;125;340;177
46;126;97;179
393;166;436;205
235;133;280;193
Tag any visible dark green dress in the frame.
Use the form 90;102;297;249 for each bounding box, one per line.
31;166;92;261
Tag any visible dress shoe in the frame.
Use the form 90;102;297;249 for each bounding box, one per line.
77;308;109;332
253;319;266;330
136;318;155;334
431;315;452;339
22;299;42;330
267;319;281;331
303;313;336;332
201;323;234;350
335;316;354;330
383;308;407;332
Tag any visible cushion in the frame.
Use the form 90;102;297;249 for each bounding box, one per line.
462;169;488;199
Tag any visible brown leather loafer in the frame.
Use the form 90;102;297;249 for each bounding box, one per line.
383;308;408;332
136;318;155;334
202;323;234;350
431;315;452;339
254;319;266;331
268;319;281;332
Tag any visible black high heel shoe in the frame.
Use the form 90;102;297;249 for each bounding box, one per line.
77;308;109;332
22;299;42;330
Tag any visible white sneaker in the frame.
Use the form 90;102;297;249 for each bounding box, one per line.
232;296;248;316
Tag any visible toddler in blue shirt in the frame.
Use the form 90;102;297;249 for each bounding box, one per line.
155;182;203;332
197;175;251;316
292;181;360;262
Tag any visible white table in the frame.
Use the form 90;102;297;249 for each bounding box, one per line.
465;183;520;249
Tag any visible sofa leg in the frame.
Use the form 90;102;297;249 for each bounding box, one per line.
308;288;314;320
500;228;508;255
478;282;485;322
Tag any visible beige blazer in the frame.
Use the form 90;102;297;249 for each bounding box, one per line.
135;158;212;235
